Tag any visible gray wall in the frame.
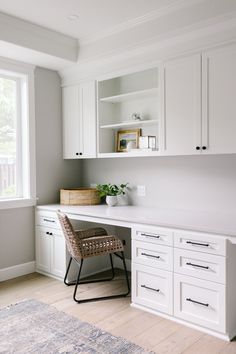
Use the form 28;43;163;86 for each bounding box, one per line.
82;155;236;213
35;68;81;204
0;67;81;269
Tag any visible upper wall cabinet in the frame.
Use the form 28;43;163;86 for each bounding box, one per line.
161;44;236;156
97;68;160;158
202;44;236;154
62;81;96;159
161;54;201;155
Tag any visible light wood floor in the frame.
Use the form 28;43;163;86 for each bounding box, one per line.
0;271;236;354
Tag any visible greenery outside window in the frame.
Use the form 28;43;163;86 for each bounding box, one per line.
0;60;36;209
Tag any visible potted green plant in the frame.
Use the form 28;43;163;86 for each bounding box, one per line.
96;183;128;207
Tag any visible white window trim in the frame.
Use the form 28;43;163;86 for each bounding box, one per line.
0;57;36;210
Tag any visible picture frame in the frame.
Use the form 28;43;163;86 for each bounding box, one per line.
116;129;141;152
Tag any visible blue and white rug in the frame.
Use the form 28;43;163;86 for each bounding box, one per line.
0;299;152;353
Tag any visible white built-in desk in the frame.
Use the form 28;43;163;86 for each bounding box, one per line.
37;204;236;238
35;204;236;341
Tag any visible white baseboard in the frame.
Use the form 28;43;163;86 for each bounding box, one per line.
0;261;36;282
0;257;129;283
113;257;131;272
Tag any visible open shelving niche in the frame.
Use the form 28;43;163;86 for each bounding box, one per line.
97;67;160;158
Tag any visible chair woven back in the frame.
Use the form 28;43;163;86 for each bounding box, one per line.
57;211;124;260
57;211;82;259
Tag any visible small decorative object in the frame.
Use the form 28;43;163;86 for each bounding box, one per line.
60;188;100;205
106;196;118;207
139;136;156;149
131;112;142;121
116;129;141;152
96;183;128;207
126;140;136;151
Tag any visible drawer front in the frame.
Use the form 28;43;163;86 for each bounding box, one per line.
174;231;226;256
36;210;61;229
174;249;226;284
132;263;173;315
174;274;225;332
132;226;173;246
132;240;173;271
36;225;64;238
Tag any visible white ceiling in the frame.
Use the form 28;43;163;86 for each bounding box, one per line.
0;0;180;40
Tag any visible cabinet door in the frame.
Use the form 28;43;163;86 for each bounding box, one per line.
62;82;96;159
35;226;51;273
161;54;201;155
80;81;97;158
51;230;66;278
62;85;80;158
202;45;236;154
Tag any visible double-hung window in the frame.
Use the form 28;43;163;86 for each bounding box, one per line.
0;60;35;209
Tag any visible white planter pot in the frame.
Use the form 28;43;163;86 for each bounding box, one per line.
106;195;117;207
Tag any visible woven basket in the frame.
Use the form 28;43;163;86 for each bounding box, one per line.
60;188;101;206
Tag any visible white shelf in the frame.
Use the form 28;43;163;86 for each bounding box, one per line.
98;150;160;159
100;88;158;103
100;119;159;130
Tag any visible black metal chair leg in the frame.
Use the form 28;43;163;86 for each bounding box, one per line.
110;253;115;279
73;259;84;302
73;252;130;304
64;254;115;286
64;257;75;286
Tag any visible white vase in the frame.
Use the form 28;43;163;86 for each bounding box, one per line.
106;195;117;207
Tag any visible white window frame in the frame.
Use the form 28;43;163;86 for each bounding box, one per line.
0;58;36;209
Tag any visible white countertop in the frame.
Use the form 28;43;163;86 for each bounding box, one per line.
36;204;236;238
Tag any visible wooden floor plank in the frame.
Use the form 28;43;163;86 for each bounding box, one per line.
183;334;229;354
152;325;203;354
1;272;236;354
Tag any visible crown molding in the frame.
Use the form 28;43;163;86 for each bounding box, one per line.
0;12;78;62
79;0;205;45
78;11;236;65
60;16;236;85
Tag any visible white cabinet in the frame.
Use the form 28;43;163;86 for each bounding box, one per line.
161;54;201;155
174;274;226;333
36;225;66;279
132;225;173;315
35;210;66;279
36;226;51;273
161;44;236;156
132;224;236;340
62;81;96;159
202;44;236;154
61;44;236;159
132;263;173;315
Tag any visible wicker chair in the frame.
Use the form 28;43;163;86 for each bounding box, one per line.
57;211;130;303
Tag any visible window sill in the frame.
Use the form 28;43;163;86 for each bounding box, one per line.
0;198;36;210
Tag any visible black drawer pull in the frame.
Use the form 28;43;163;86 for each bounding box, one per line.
141;252;160;259
186;262;209;270
141;285;160;292
186;298;209;307
46;232;49;235
43;218;55;223
141;233;160;239
186;241;209;247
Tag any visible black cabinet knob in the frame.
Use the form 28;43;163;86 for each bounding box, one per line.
46;232;49;235
196;146;200;150
202;146;207;150
79;152;83;156
76;152;79;156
